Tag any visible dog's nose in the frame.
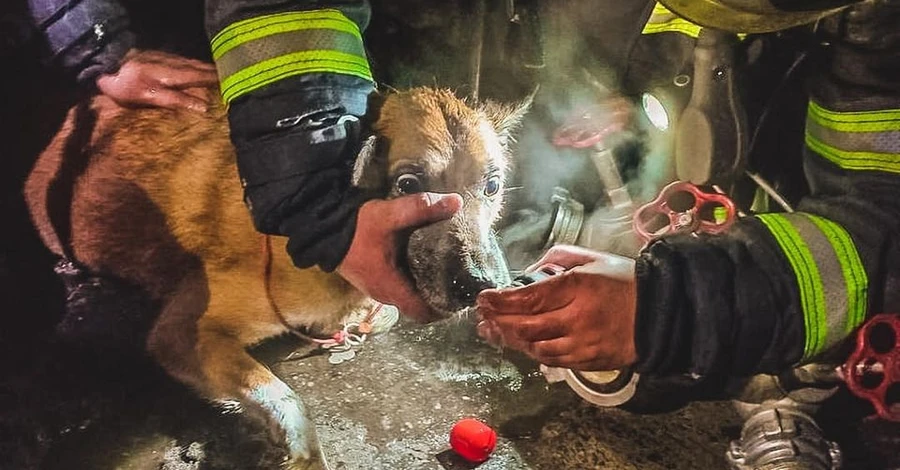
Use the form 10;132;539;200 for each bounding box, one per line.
450;275;497;305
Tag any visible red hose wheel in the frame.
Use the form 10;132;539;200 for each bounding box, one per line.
633;181;737;243
841;313;900;422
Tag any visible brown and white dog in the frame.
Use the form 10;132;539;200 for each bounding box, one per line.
25;82;528;469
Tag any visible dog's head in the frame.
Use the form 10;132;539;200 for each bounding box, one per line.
353;87;531;315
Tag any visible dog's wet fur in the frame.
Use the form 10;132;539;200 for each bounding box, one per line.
25;82;528;469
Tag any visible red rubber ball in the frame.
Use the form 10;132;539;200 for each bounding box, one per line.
449;418;497;463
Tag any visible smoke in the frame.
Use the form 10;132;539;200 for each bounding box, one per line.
633;116;677;202
497;3;679;264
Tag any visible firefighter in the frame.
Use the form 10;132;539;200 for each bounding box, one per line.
13;0;219;110
204;0;461;322
204;0;898;381
477;0;900;386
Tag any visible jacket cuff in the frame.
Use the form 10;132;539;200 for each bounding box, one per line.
633;241;692;375
31;0;134;83
74;29;134;83
633;220;807;378
284;186;369;272
228;75;376;271
227;73;374;142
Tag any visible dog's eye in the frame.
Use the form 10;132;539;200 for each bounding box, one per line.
396;174;423;194
484;176;501;197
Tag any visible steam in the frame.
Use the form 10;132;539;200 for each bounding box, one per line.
508;74;677;214
496;5;679;264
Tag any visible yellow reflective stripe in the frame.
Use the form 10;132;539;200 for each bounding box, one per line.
757;214;827;359
211;9;373;104
641;2;746;39
211;10;362;60
804;215;868;334
642;2;703;38
652;2;673;16
220;50;371;104
215;28;366;84
805;100;900;173
757;213;869;360
642;21;703;38
806;132;900;174
808;100;900;133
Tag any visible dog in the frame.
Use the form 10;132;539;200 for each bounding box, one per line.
25;80;529;469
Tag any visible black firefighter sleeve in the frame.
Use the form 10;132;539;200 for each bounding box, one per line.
205;0;377;272
633;2;900;378
27;0;135;83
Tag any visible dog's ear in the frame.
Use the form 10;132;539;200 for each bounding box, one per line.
351;135;385;190
478;87;536;149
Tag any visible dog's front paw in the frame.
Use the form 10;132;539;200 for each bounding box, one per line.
245;379;329;470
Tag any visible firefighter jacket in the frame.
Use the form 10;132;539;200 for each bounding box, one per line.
627;0;900;378
205;0;376;272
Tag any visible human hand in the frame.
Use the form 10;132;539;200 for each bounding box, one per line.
95;49;218;112
476;245;638;371
337;192;463;322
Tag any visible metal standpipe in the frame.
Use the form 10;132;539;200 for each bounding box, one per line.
543;147;642;258
574;146;643;257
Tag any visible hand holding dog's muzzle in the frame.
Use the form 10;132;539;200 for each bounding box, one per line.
476;245;639;372
337;192;463;323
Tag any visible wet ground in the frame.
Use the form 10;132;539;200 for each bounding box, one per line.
271;318;744;470
20;316;744;470
2;275;899;470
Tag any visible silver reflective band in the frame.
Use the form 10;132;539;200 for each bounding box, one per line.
756;213;868;360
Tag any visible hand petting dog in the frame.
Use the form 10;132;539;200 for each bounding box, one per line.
96;49;218;112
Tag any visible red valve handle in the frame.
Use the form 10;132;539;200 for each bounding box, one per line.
553;119;624;148
841;313;900;422
552;100;632;149
633;181;737;243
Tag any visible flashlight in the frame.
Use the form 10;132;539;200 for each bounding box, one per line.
641;92;670;132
